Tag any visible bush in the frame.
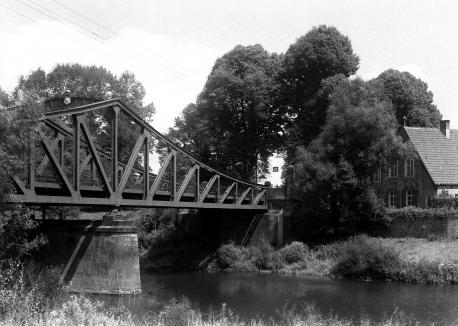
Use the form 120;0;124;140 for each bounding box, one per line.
332;235;401;280
280;241;308;264
385;207;457;221
429;196;458;209
156;297;196;326
216;243;245;270
249;240;283;271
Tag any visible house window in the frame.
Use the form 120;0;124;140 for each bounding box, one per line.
405;159;414;177
388;192;397;207
406;191;415;206
272;167;279;173
374;168;381;182
388;161;398;178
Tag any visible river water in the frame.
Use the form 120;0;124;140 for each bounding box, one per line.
102;272;458;324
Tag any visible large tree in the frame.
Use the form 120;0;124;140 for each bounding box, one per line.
14;64;155;163
291;77;408;240
281;25;360;148
375;69;441;127
167;45;285;180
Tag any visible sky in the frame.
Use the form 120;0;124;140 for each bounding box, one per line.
1;0;458;132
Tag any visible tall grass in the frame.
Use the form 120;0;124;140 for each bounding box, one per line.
0;260;420;326
211;236;458;284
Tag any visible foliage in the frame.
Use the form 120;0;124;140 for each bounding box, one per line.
0;94;43;206
384;207;458;222
289;77;408;240
13;64;154;120
0;209;47;262
135;208;178;249
166;45;285;180
375;69;441;127
249;240;283;271
279;241;308;264
428;196;458;209
13;64;155;163
281;25;360;148
0;87;12;107
332;235;401;280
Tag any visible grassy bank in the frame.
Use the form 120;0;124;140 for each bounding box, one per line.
0;258;423;325
208;236;458;284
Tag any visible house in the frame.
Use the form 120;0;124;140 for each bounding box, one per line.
258;153;284;187
375;120;458;208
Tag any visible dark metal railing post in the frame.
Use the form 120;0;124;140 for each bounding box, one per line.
111;106;119;201
72;114;81;192
143;135;149;199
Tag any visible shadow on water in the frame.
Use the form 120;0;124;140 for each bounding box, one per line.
97;272;458;324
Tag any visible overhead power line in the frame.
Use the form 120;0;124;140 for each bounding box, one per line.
49;0;192;76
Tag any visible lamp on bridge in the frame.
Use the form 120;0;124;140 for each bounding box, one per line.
63;89;72;106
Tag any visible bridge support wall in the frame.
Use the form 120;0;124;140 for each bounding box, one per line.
39;215;141;294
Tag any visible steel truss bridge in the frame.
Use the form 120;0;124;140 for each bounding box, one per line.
9;99;268;210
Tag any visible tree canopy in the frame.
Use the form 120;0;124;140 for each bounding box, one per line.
375;69;441;127
290;77;409;240
167;45;285;180
14;64;155;120
281;25;360;148
13;64;155;164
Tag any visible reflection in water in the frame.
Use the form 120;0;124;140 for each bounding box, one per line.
98;272;458;324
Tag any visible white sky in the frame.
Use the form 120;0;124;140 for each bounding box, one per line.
1;0;458;132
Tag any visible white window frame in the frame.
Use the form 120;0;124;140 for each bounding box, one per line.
388;161;398;178
406;191;415;207
405;159;414;178
388;191;397;207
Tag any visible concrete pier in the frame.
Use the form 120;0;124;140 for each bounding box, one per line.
39;215;141;294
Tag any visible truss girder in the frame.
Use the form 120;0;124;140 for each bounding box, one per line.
9;99;268;210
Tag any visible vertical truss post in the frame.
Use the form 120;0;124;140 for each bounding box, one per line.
171;152;176;200
217;175;220;202
73;114;81;192
111;106;119;199
27;141;35;190
58;134;64;166
143;136;150;199
235;183;238;204
195;166;200;202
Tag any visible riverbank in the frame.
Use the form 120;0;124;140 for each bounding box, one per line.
0;271;421;326
207;235;458;284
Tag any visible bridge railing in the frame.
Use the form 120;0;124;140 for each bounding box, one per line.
10;99;268;210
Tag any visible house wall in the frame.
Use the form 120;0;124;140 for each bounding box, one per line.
374;159;436;208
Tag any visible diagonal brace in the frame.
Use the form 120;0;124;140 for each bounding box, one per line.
146;150;175;201
118;130;149;193
79;118;113;193
199;175;219;203
40;132;74;195
236;187;252;205
219;182;236;204
175;164;198;202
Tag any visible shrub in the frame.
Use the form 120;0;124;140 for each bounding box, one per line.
429;196;458;209
216;243;247;270
156;297;196;326
249;240;283;271
280;241;308;264
332;235;401;280
384;207;457;221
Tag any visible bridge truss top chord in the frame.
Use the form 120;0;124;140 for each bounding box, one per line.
9;99;268;211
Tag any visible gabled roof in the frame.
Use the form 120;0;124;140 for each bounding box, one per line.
404;126;458;185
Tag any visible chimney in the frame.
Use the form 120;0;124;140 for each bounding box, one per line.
440;120;450;138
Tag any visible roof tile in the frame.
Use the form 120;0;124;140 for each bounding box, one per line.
404;127;458;185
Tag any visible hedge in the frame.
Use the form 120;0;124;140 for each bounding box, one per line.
429;196;458;209
385;207;458;220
